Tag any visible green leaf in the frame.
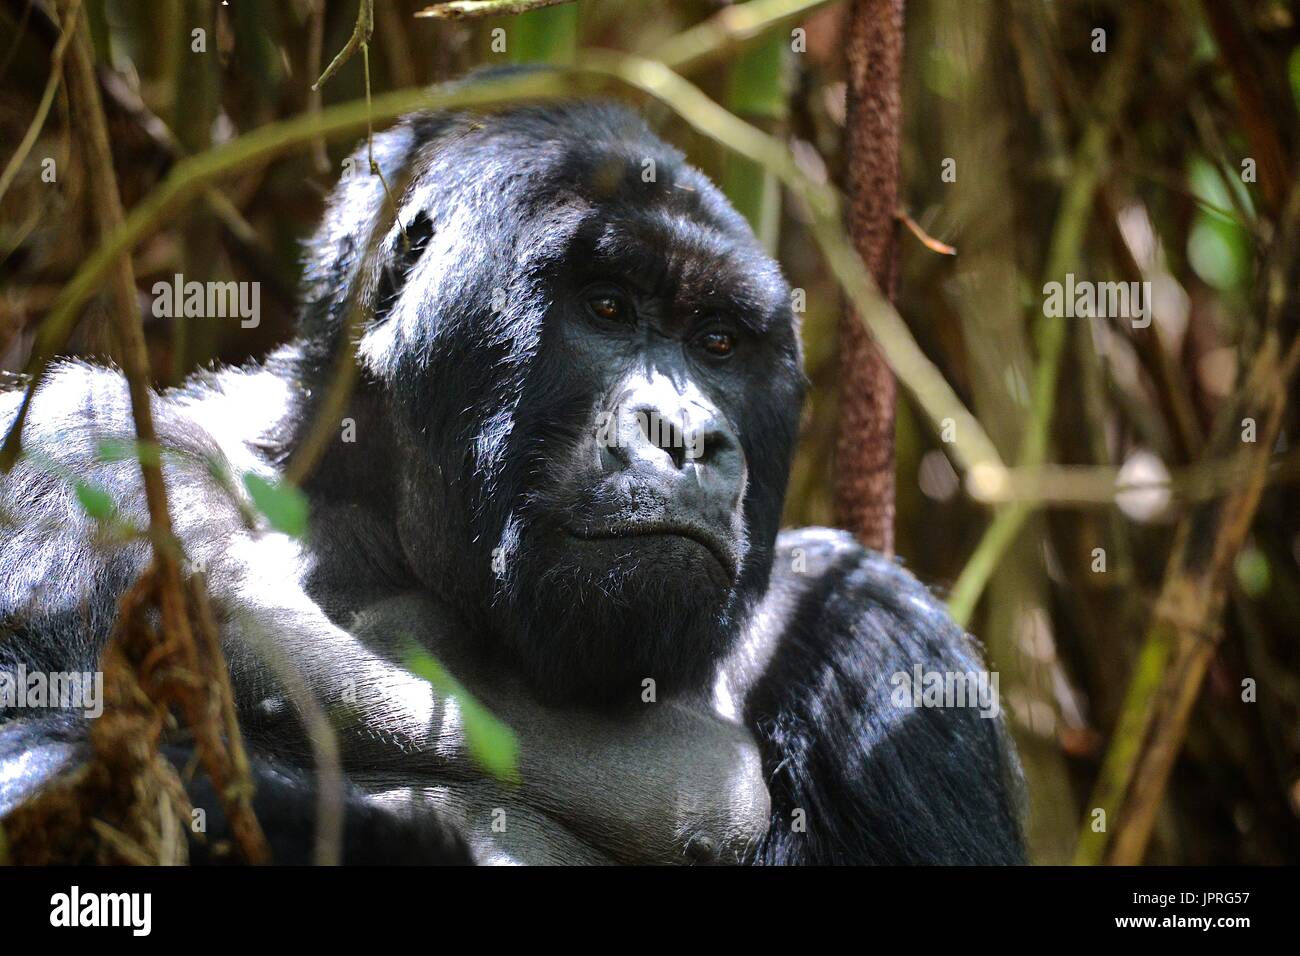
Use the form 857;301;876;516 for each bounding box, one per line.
1234;548;1271;598
1187;156;1252;222
404;649;520;785
508;2;578;66
1290;46;1300;112
95;438;163;467
1187;213;1249;292
73;481;116;522
242;472;309;537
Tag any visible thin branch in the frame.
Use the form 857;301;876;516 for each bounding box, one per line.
650;0;837;74
314;1;404;244
283;301;363;487
312;0;373;92
415;0;574;20
64;0;181;613
0;0;81;207
233;609;345;867
60;0;267;864
970;450;1300;507
898;208;956;256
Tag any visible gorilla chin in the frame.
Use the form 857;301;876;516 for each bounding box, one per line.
496;525;744;706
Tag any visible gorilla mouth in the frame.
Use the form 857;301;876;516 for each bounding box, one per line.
567;522;737;581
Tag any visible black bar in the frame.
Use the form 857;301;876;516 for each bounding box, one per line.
0;865;1286;940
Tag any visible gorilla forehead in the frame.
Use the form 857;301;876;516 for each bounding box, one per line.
340;102;803;476
397;101;791;324
356;101;799;399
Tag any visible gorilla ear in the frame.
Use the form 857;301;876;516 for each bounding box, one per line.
373;209;436;321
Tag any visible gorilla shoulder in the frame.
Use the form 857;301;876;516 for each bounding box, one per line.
735;527;1026;865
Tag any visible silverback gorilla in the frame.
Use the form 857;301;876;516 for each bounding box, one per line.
0;93;1024;864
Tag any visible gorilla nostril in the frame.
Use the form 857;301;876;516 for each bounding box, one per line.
597;439;625;473
639;411;689;468
599;401;740;475
690;425;739;467
618;406;688;470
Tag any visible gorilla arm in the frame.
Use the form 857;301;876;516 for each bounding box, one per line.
293;590;773;865
255;527;1024;867
735;528;1027;865
0;364;474;862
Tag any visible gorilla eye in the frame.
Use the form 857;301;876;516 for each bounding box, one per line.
587;293;627;323
698;331;735;359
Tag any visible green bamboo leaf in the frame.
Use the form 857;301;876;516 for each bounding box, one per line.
509;2;578;65
1289;46;1300;111
95;438;163;467
1188;213;1249;292
73;481;116;522
1234;548;1270;598
242;472;309;537
404;649;520;785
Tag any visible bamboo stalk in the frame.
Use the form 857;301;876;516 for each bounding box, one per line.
722;6;787;253
61;0;268;864
1075;167;1300;862
947;12;1147;625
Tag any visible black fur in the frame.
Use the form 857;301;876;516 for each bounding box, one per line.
753;531;1024;864
0;92;1024;864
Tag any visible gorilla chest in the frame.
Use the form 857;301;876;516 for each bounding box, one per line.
356;690;772;865
321;595;774;864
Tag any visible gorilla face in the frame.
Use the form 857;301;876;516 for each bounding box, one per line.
498;208;804;703
332;103;804;704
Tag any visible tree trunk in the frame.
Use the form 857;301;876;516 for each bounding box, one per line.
835;0;903;555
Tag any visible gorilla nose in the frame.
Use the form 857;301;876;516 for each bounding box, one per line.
594;372;746;527
603;401;741;480
585;375;747;578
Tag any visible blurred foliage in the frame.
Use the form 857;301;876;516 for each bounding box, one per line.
1;0;1298;864
405;648;520;784
241;472;308;537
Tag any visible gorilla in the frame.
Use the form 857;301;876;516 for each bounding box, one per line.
0;93;1024;865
